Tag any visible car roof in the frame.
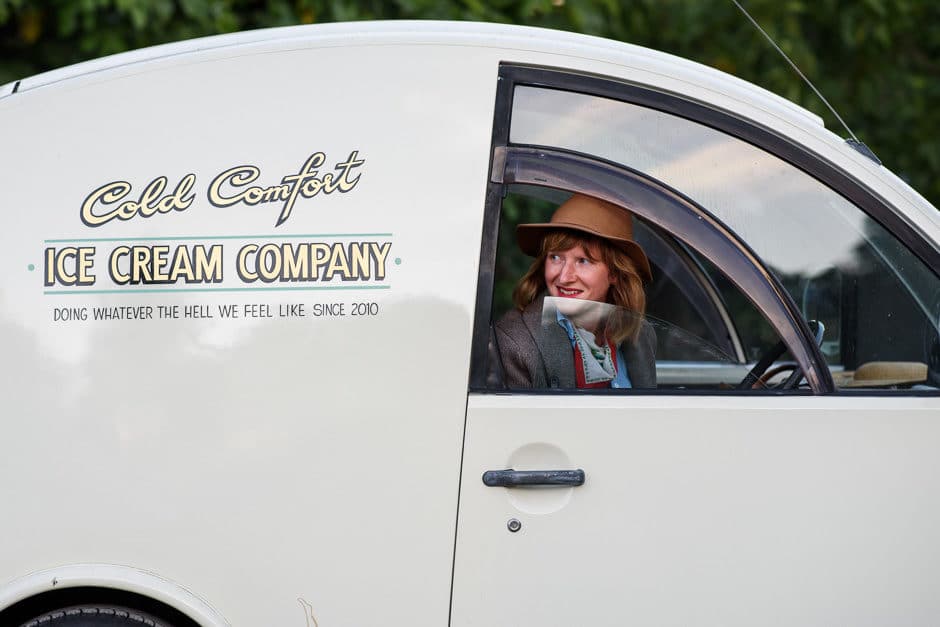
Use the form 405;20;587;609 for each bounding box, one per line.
3;20;938;241
1;21;820;125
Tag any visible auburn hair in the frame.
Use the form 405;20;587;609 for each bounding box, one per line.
513;230;647;344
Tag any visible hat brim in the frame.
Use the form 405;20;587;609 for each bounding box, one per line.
517;222;653;283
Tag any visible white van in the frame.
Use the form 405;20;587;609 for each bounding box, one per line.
1;20;939;627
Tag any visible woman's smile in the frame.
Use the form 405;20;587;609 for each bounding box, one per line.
544;244;614;303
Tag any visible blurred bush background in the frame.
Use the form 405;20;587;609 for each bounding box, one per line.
2;0;938;207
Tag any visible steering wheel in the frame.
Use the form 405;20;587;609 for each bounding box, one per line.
737;321;825;390
752;362;799;389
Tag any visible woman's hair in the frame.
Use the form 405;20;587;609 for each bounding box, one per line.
513;229;647;344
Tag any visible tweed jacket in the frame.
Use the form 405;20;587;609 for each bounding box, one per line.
491;293;657;389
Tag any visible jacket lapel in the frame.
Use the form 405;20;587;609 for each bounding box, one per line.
522;294;575;388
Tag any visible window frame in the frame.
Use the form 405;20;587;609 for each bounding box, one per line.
469;63;940;396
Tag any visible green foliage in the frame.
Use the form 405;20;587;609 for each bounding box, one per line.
1;0;939;207
493;192;556;315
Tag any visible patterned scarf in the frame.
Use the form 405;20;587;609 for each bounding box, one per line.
568;324;618;388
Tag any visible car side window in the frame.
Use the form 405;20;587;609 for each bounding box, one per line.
471;68;940;394
488;187;784;391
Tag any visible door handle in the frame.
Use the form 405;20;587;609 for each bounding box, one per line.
482;469;585;487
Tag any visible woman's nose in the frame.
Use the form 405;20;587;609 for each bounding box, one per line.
559;262;576;282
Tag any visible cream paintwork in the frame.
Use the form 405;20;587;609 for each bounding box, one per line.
1;33;495;627
455;395;940;627
0;20;937;627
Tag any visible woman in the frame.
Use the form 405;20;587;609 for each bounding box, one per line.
492;193;656;389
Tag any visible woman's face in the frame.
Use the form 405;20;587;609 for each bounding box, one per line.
544;244;614;303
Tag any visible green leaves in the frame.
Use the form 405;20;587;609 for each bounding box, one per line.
1;0;938;207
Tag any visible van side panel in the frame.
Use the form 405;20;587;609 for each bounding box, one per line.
0;42;495;625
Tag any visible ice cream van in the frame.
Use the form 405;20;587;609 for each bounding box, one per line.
1;20;939;627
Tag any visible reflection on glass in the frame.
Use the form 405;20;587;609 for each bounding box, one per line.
510;86;940;390
535;298;783;390
511;86;864;277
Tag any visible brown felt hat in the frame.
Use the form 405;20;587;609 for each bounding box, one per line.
517;194;653;282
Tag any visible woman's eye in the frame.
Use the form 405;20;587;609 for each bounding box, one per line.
577;257;591;265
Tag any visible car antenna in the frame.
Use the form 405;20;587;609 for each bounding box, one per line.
731;0;881;165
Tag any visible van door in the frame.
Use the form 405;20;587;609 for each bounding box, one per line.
450;66;940;626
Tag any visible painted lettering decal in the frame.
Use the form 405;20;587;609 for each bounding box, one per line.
42;150;397;298
208;151;364;226
81;175;196;227
80;151;364;228
44;239;393;289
